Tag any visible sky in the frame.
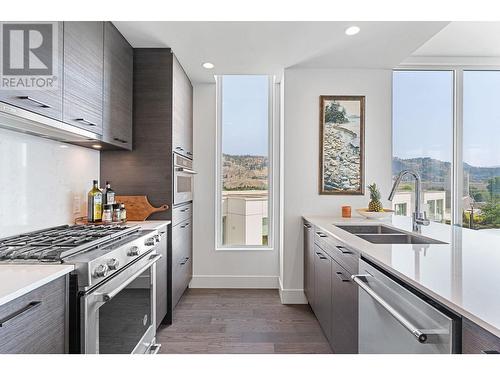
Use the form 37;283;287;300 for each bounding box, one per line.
393;70;500;167
222;75;268;156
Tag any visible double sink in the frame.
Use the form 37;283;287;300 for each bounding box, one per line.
336;224;447;245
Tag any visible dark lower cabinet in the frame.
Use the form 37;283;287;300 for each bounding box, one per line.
155;226;168;328
331;258;358;353
63;21;104;134
462;318;500;354
172;215;193;309
313;244;332;343
307;224;359;353
303;220;315;309
0;22;63;121
0;276;67;354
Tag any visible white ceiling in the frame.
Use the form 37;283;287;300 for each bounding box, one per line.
114;21;448;83
411;22;500;57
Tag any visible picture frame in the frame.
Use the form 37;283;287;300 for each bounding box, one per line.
319;95;365;195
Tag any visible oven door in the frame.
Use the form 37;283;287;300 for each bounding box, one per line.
81;252;161;354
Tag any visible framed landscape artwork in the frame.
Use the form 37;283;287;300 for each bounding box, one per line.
319;95;365;195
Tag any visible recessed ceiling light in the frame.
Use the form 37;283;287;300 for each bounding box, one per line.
92;144;102;149
60;145;69;148
345;26;360;36
202;62;214;69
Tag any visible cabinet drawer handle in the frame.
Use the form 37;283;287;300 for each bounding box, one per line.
315;251;327;260
303;223;312;229
180;223;190;229
0;301;42;327
180;256;190;265
482;350;500;354
336;271;350;282
316;232;327;238
187;151;193;156
75;118;97;126
175;146;184;151
18;96;52;108
336;245;352;254
180;208;189;213
113;137;128;144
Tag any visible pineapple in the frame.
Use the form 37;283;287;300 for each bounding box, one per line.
368;183;384;212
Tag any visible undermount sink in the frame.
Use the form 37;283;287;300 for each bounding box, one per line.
336;225;402;235
335;224;447;245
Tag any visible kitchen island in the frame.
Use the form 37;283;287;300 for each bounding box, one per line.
303;215;500;353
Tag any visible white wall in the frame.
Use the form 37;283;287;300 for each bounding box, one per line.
0;128;99;238
191;83;279;288
281;68;393;302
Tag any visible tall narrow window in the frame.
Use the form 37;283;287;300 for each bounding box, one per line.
462;71;500;231
392;71;454;224
217;75;272;248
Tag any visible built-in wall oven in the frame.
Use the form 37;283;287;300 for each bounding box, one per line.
80;249;161;354
173;153;196;206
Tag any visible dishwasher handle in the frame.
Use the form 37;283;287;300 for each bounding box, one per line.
352;274;429;344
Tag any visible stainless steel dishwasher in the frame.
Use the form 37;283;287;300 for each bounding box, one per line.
353;258;459;354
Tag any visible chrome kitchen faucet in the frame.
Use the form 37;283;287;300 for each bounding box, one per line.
389;170;430;232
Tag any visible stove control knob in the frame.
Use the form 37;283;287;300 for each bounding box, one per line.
128;246;140;256
94;264;109;278
144;237;156;246
107;258;119;270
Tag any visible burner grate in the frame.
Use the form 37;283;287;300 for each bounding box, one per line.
0;224;134;262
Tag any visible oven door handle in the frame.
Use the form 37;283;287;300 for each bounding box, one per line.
175;167;198;175
94;254;161;303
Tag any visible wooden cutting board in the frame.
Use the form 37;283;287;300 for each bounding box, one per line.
116;195;169;221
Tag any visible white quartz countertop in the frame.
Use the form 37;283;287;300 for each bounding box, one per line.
128;220;171;230
0;264;74;306
303;215;500;338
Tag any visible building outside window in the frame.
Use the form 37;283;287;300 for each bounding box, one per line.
216;75;273;249
394;203;407;216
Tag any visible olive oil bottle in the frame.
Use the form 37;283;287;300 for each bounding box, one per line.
87;180;103;222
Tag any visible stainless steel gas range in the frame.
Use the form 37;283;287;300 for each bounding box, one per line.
0;225;162;354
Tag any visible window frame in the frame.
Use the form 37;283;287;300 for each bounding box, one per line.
214;74;276;251
393;66;500;227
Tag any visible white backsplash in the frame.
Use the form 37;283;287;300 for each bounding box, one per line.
0;128;100;238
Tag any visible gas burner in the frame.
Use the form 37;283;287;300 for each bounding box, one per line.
0;224;139;262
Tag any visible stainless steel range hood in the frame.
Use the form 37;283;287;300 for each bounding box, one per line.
0;102;100;144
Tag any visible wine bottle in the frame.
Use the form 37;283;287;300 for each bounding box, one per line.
87;180;103;222
104;181;115;205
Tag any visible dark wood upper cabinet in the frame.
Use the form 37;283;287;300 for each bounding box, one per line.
63;22;103;134
0;22;63;121
172;55;193;158
102;22;133;150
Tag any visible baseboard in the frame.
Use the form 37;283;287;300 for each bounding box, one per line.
189;275;279;289
278;278;308;304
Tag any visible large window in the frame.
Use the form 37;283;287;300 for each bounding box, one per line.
216;75;273;249
392;71;454;224
393;69;500;232
463;71;500;231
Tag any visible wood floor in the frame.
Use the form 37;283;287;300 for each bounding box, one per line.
156;288;332;354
